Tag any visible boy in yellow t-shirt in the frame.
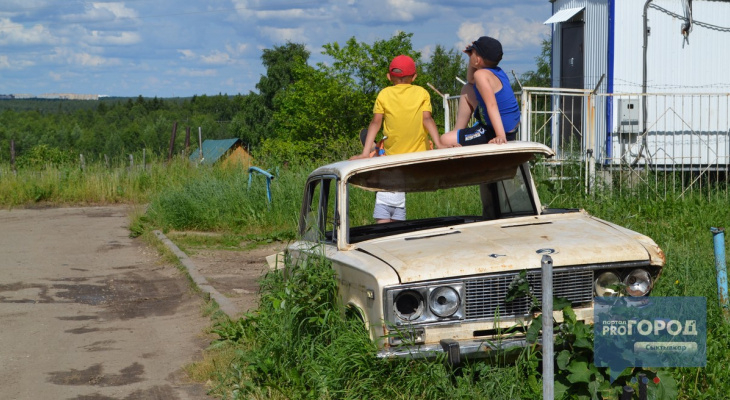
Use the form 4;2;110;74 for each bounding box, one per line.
352;54;442;159
351;55;442;223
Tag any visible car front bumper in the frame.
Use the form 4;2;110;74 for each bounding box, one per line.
376;336;534;365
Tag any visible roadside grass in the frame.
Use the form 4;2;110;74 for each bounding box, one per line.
0;157;202;207
191;252;542;399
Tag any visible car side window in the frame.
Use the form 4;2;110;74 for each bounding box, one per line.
302;177;337;243
496;165;535;216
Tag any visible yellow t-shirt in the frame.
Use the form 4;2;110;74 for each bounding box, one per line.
373;84;432;155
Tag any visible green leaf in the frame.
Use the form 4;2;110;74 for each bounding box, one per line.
506;270;530;302
556;349;571;370
553;297;572;312
526;314;542;343
573;336;593;350
566;360;594;384
554;377;570;400
647;370;678;400
588;380;602;400
561;304;577;324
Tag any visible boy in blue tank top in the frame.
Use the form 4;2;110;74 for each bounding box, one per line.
441;36;520;146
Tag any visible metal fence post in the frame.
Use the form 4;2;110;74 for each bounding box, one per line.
542;254;554;400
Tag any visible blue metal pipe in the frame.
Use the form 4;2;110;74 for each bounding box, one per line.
711;227;729;319
248;166;274;203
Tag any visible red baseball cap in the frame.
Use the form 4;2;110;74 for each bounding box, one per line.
389;55;416;77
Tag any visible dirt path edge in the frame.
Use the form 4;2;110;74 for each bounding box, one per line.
153;230;239;318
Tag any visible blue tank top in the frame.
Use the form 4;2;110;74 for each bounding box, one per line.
474;67;520;132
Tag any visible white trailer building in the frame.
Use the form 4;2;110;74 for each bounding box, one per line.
544;0;730;168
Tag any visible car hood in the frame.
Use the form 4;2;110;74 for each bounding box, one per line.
354;212;655;283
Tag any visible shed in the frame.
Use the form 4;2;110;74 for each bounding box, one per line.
189;138;252;167
544;0;730;167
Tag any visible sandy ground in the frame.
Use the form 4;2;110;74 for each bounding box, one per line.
181;243;283;316
0;206;222;400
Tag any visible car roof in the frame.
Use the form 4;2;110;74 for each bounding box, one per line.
308;141;554;192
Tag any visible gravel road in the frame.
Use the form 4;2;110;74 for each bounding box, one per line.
0;206;212;400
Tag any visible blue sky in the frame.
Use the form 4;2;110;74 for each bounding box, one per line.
1;0;552;98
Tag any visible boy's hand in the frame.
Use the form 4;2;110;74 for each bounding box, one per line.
488;135;507;145
349;154;369;161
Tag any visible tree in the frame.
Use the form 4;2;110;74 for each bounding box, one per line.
420;45;467;130
256;42;310;110
518;38;551;88
270;63;370;143
421;45;467;97
320;31;419;97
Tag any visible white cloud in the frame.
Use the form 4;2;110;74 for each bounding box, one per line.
0;17;55;45
456;16;548;51
225;43;249;56
1;56;35;69
177;48;238;65
48;47;121;67
259;26;306;43
84;30;141;46
178;49;196;59
231;0;324;20
95;2;138;19
63;2;138;23
201;50;233;65
177;68;218;77
420;44;433;60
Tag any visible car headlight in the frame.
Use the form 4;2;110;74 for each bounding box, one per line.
595;271;621;296
394;290;424;321
624;269;652;296
429;286;460;317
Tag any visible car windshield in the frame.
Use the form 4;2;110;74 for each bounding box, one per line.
347;163;537;243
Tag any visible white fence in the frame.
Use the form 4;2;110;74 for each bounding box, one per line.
443;88;730;199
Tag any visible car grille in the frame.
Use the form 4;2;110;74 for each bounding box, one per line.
464;269;594;320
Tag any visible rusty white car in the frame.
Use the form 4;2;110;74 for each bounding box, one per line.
284;141;664;361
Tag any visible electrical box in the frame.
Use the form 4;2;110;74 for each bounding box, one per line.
618;99;641;134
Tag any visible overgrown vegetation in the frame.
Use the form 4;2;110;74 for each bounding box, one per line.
181;179;729;399
197;251;546;399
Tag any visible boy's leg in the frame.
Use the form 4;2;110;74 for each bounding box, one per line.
374;204;405;223
454;83;477;131
374;203;393;223
442;83;479;147
390;206;406;222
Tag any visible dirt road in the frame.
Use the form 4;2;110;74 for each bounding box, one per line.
0;206;212;400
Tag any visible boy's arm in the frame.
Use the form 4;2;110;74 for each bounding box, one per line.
350;113;383;160
473;69;507;144
467;64;477;84
422;111;442;149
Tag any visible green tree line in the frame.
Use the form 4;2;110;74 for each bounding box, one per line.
0;33;549;167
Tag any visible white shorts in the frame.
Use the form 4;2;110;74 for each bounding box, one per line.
373;203;406;221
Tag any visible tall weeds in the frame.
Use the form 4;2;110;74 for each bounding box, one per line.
205;251;540;399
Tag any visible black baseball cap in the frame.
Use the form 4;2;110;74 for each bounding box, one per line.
464;36;503;63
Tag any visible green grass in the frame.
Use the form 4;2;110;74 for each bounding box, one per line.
200;252;542;399
0;157;203;206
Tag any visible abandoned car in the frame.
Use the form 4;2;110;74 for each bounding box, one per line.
283;141;665;360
